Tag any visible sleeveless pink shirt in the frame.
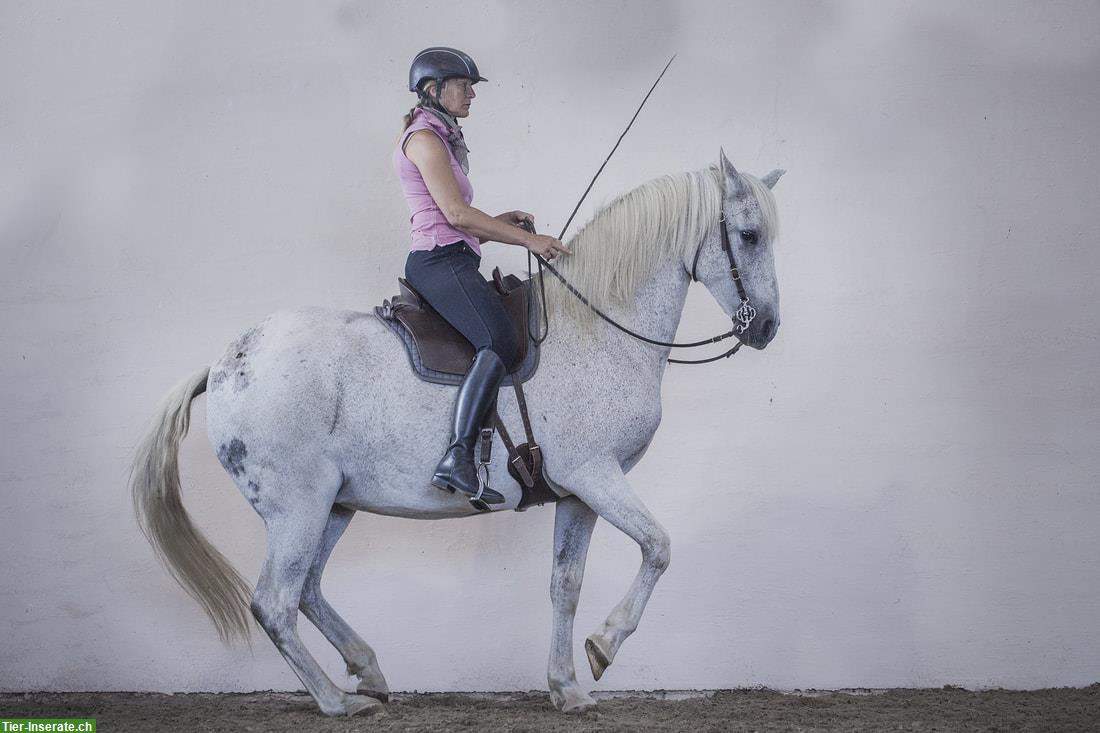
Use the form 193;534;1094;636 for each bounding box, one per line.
393;108;482;255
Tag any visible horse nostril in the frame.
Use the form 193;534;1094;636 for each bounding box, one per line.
760;319;774;342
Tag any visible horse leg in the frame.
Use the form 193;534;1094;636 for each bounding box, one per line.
250;469;380;718
565;460;671;682
547;496;599;713
298;504;390;702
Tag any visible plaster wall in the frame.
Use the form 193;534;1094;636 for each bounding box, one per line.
2;1;1098;692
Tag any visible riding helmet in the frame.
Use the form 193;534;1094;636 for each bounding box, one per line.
408;47;488;93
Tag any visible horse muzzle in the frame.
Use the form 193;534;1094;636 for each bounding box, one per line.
740;311;779;350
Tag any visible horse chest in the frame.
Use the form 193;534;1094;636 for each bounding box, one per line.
530;365;662;466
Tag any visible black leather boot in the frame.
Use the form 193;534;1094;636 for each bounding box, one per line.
431;349;508;509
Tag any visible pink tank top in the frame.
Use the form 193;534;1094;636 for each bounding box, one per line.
393;108;482;255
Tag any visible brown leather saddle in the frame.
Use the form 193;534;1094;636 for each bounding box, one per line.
374;267;538;387
374;268;559;511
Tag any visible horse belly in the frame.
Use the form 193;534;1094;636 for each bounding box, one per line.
204;307;550;518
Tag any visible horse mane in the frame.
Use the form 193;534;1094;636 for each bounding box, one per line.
544;166;778;324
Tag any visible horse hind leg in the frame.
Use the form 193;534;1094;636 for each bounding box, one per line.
547;496;599;714
249;466;381;718
298;504;390;702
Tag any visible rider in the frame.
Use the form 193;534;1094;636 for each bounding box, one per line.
394;47;570;507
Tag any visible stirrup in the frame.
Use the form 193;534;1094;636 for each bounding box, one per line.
468;463;493;512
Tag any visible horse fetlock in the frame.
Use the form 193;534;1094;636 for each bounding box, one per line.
603;609;637;639
343;650;379;677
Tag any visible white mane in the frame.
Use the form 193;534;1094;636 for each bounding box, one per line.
543;166;778;324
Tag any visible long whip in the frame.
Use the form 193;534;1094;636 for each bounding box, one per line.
529;55;681;346
556;54;676;241
525;54;745;362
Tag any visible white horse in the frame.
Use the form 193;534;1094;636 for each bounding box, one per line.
130;150;783;717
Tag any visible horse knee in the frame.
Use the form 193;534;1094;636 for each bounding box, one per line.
550;566;583;615
645;531;671;573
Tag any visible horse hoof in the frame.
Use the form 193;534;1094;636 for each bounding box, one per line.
356;685;390;703
562;693;598;714
550;682;598;714
585;636;611;681
342;693;384;717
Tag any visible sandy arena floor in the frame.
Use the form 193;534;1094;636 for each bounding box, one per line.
2;686;1098;732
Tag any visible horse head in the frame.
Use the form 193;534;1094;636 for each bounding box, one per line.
693;149;784;350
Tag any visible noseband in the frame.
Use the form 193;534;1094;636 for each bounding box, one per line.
689;214;757;336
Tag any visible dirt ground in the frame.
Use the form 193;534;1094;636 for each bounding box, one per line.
2;686;1097;732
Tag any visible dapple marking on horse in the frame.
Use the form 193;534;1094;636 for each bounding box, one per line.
130;150;783;717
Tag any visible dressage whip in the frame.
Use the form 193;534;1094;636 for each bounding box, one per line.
522;55;744;363
555;54;677;242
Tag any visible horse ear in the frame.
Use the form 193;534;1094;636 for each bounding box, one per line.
762;168;786;189
719;147;745;196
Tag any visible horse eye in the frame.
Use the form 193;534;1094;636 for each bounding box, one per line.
740;229;759;245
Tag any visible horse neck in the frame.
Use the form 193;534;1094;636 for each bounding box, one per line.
543;247;691;373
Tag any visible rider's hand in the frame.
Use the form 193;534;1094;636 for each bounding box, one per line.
525;233;571;260
497;210;535;228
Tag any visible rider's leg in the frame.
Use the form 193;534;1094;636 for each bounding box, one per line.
405;241;518;507
431;346;507;503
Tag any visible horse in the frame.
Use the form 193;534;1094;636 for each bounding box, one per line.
130;150;784;717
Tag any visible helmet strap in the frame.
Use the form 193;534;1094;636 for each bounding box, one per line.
413;78;471;174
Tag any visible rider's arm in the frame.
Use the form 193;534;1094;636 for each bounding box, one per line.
403;130;569;257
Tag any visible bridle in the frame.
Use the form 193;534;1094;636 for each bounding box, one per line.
523;54;758;365
689;213;758;336
525;207;757;365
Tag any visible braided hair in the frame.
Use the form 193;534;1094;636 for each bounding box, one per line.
401;78;449;131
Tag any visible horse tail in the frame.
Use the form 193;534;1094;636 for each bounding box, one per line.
129;366;254;645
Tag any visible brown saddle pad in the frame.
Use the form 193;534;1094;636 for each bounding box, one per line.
376;267;534;379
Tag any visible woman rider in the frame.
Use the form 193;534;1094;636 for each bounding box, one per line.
394;47;570;507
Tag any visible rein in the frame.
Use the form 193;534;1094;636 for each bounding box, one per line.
522;54;756;365
524;219;749;364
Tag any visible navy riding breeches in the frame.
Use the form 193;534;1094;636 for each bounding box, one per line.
404;241;519;368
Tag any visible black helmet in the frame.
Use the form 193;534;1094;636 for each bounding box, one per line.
408;47;488;93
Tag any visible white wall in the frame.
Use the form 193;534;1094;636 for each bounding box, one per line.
2;1;1098;693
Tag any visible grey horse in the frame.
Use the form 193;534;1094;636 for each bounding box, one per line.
130;151;783;717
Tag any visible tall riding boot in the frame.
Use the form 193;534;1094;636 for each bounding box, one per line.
432;348;508;508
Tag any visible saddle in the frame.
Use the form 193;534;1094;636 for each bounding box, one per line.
375;268;539;386
374;268;560;511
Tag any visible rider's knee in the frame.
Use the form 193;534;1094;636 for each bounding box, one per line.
491;329;519;368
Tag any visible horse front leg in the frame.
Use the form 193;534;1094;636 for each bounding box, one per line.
564;460;671;682
547;496;598;713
